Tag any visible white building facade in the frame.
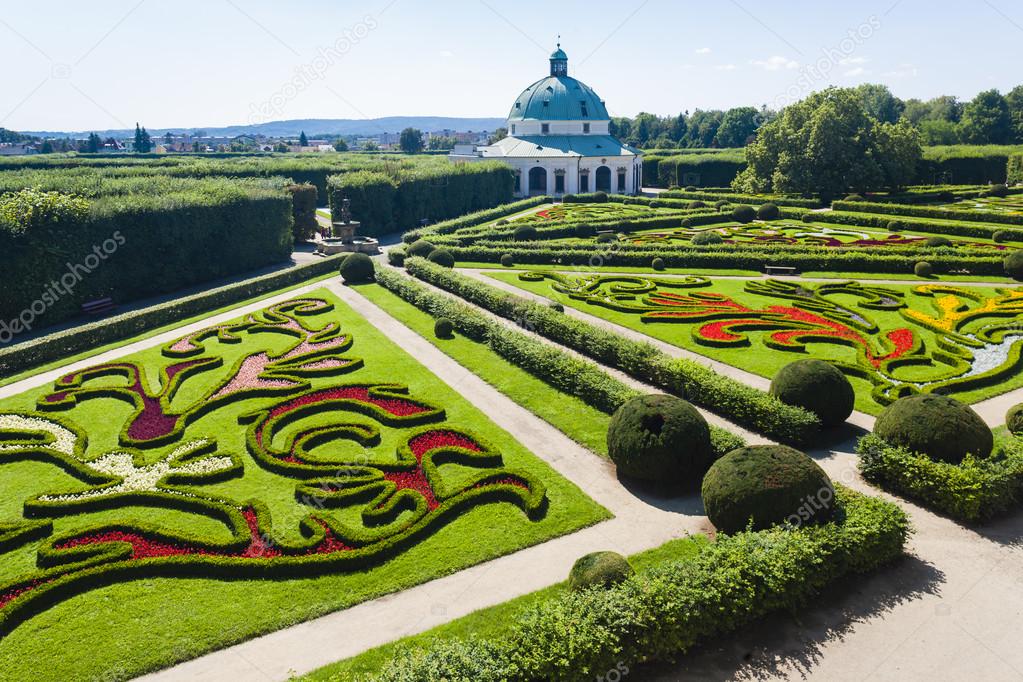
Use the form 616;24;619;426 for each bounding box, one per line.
450;45;642;198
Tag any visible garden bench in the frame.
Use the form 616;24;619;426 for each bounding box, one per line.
764;265;799;276
81;298;115;316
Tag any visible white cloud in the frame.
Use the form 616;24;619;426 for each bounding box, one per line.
715;63;738;71
883;63;919;78
695;47;712;55
751;55;800;71
844;67;867;77
840;56;869;66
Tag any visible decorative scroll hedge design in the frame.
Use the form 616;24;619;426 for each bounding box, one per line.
519;273;1023;407
0;297;547;637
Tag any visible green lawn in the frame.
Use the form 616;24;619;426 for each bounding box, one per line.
488;271;1023;416
352;283;612;456
299;535;709;681
0;287;608;681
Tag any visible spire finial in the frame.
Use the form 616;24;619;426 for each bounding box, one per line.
557;34;561;49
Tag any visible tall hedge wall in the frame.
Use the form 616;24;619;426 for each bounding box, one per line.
1009;154;1023;186
655;153;748;188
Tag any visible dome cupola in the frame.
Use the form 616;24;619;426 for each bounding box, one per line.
507;44;610;123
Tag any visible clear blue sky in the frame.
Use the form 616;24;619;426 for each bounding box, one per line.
3;0;1022;132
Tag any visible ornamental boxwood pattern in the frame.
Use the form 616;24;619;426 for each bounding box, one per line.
520;272;1023;407
0;297;547;636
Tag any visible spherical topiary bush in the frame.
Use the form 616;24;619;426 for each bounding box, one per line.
407;239;435;259
989;184;1009;198
606;394;713;484
691;231;724;246
681;218;693;228
548;301;565;313
500;253;514;267
685;185;697;192
757;203;781;221
648;200;662;209
568;551;634;591
651;257;666;271
428;248;455;268
925;236;952;248
732;205;757;224
802;213;815;223
434;318;454;339
701;445;835;534
874;394;993;464
844;193;865;202
770;359;854;427
690;200;707;209
887;220;904;232
915;261;934;278
575;223;595;238
1005;251;1023;281
593;191;609;203
513;225;538;242
596;233;617;244
496;219;510;226
338;252;374;283
715;200;730;210
993;230;1014;244
1007;403;1023;436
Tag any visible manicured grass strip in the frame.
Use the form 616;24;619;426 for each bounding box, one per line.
402;258;821;445
301;536;710;681
354;282;612;456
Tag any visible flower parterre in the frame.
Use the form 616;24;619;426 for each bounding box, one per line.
0;297;548;638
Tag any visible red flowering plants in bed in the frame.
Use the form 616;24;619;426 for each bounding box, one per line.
0;297;545;636
521;272;1023;406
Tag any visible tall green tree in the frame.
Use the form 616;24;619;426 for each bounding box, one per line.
715;107;760;147
959;90;1012;144
1006;85;1023;143
333;138;349;152
398;127;424;154
299;131;309;146
734;88;922;200
855;84;905;124
133;123;152;153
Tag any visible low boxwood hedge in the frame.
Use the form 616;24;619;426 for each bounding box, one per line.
857;433;1023;522
832;199;1023;227
376;486;909;681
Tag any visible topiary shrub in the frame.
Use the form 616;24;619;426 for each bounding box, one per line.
548;301;565;313
575;223;595;238
689;200;707;209
593;191;609;203
1005;251;1023;281
887;220;904;232
648;200;662;209
801;213;815;223
714;200;730;210
500;253;514;267
691;231;724;246
514;225;538;242
769;359;854;428
407;240;435;259
606;394;713;484
701;445;835;534
993;230;1014;244
757;203;781;221
434;318;454;338
844;193;865;202
338;252;374;283
496;219;510;226
732;205;756;224
568;551;634;591
1007;403;1023;436
988;184;1009;198
925;236;952;248
685;185;697;192
914;261;934;277
596;233;617;244
428;248;456;268
681;218;693;228
874;394;993;464
651;257;666;271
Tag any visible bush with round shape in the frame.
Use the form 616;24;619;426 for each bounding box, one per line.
681;218;693;228
648;200;662;208
427;248;455;268
500;253;514;267
988;184;1009;198
606;394;713;484
407;240;435;259
596;233;617;244
925;236;952;248
691;231;724;246
732;205;756;223
338;252;374;283
548;301;565;313
685;185;697;192
568;551;634;591
802;213;815;223
1005;251;1023;281
496;219;510;226
993;230;1014;244
714;200;730;210
575;223;595;238
690;200;707;209
874;394;993;464
1006;403;1023;436
887;220;904;232
513;225;538;242
769;359;854;427
757;203;781;221
914;261;934;277
593;191;609;203
701;445;835;534
434;318;454;339
844;193;865;202
651;257;666;271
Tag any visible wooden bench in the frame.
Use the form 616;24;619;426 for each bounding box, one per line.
81;298;115;316
764;265;799;276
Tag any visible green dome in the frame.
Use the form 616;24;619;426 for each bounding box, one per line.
509;47;610;122
551;47;568;60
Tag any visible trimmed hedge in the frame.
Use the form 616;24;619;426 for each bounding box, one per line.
403;197;549;243
607;394;713;484
403;258;822;444
1009;154;1023;186
286;183;318;241
832;199;1023;227
338;252;375;283
0;255;345;380
568;552;634;591
874;394;993;464
770;360;854;427
376;486;909;681
858;433;1023;522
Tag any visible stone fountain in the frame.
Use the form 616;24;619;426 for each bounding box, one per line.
315;197;380;256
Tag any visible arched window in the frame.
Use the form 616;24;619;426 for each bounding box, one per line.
528;167;548;195
595;166;612;192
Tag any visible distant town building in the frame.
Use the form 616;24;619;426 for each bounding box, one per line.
451;44;642;197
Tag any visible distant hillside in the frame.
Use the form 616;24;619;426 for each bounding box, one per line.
20;117;507;139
